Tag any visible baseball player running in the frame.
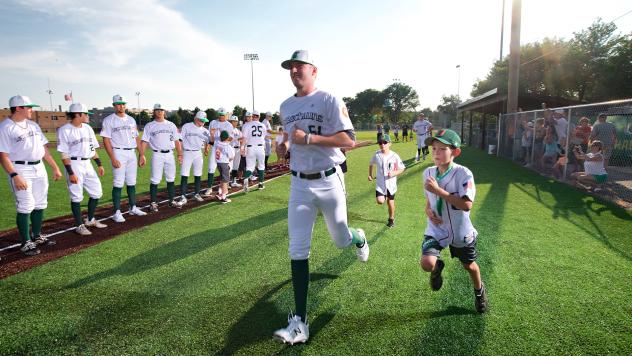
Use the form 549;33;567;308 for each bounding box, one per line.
273;50;369;345
179;111;210;205
0;95;62;255
241;111;267;191
100;94;147;222
206;108;233;197
368;134;405;228
57;103;108;235
413;113;433;161
229;115;243;188
141;103;183;212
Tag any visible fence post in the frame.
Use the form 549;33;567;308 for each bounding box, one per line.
562;108;572;180
497;112;502;157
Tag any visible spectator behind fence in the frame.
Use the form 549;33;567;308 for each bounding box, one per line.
533;118;546;170
542;126;562;174
570;140;607;191
553;109;569;147
572;117;592;152
589;113;617;167
520;121;534;165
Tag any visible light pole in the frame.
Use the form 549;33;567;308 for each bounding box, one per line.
456;64;461;100
46;78;54;111
244;53;259;111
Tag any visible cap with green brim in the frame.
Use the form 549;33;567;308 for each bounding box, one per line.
194;111;209;123
281;50;315;69
380;134;391;143
425;129;461;148
9;95;40;108
112;94;127;105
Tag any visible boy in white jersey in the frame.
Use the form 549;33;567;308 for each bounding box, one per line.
179;111;210;205
368;134;405;228
141;103;183;212
421;129;488;313
228;115;243;188
100;94;147;222
215;130;235;203
413;113;433;161
58;103;108;235
0;95;62;255
206;108;234;197
241;111;267;191
273;50;369;345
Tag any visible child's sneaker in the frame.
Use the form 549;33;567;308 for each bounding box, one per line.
430;259;445;291
386;218;394;228
475;283;488;313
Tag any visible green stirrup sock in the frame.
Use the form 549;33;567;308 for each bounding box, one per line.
180;176;188;196
150;183;158;203
71;202;82;226
258;170;265;182
16;213;30;244
167;182;175;201
127;185;137;207
112;187;122;212
87;198;98;220
30;209;44;237
207;173;213;188
350;228;365;247
244;170;252;179
194;176;201;195
291;259;309;323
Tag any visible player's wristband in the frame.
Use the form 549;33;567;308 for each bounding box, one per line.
64;164;74;175
305;133;311;145
94;158;102;167
9;172;18;178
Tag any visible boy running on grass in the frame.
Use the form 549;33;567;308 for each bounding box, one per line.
421;129;488;313
368;134;405;228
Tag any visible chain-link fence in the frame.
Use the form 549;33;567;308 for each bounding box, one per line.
496;99;632;209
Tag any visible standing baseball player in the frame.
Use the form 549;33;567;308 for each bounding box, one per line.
141;103;183;212
368;134;405;228
57;103;108;235
273;50;369;345
262;111;276;170
179;111;210;205
0;95;62;255
100;94;147;222
413;113;433;161
229;115;243;188
215;130;235;203
206;108;233;197
241;111;267;191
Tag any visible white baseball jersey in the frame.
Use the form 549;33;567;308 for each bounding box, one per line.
180;122;210;150
142;120;180;151
242;121;267;146
413;119;432;136
231;127;242;146
57;123;99;158
263;118;273;141
215;141;235;164
0;117;47;161
584;152;607;176
100;113;139;148
370;150;405;194
209;120;233;143
280;89;353;173
423;163;477;248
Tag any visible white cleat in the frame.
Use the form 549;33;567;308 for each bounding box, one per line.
193;194;204;202
355;228;369;262
273;314;309;345
84;218;108;229
180;196;188;205
129;206;147;216
75;224;92;236
203;188;214;197
112;210;126;223
150;202;159;213
230;181;242;188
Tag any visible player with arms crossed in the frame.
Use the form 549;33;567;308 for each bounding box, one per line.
413;113;433;161
0;95;62;255
273;50;369;345
421;129;488;313
241;110;267;191
141;103;183;212
100;94;147;222
179;111;210;205
57;103;107;235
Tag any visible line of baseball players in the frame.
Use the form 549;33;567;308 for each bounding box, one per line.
1;94;280;255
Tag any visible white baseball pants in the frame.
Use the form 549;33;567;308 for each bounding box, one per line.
150;151;176;184
66;160;103;203
246;145;265;172
112;148;137;188
181;150;203;177
9;162;48;213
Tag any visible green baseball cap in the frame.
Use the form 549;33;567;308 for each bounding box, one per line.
380;134;391;143
425;129;461;148
220;130;230;141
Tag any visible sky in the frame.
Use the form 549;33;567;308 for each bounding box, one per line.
0;0;630;113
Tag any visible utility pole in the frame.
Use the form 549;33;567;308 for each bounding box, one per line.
244;53;259;111
507;0;521;113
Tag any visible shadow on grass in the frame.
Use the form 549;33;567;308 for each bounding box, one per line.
65;208;287;289
218;228;388;354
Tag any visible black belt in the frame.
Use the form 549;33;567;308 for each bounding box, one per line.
185;149;199;151
70;157;90;160
13;160;41;165
291;167;336;180
153;149;172;153
114;147;134;150
247;144;263;147
234;146;240;149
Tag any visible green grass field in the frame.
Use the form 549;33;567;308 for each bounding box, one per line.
1;132;631;354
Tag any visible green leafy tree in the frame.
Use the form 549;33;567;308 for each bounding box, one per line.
169;112;182;126
383;82;419;123
436;95;460;117
232;105;247;119
139;111;150;126
205;108;218;121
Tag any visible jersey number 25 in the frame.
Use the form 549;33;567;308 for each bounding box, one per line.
251;126;263;137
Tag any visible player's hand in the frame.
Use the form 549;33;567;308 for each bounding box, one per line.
425;205;443;226
12;175;28;190
368;175;373;181
111;159;122;169
138;155;146;167
178;155;183;165
52;168;62;181
291;128;307;145
69;174;78;184
97;166;105;177
424;176;442;195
